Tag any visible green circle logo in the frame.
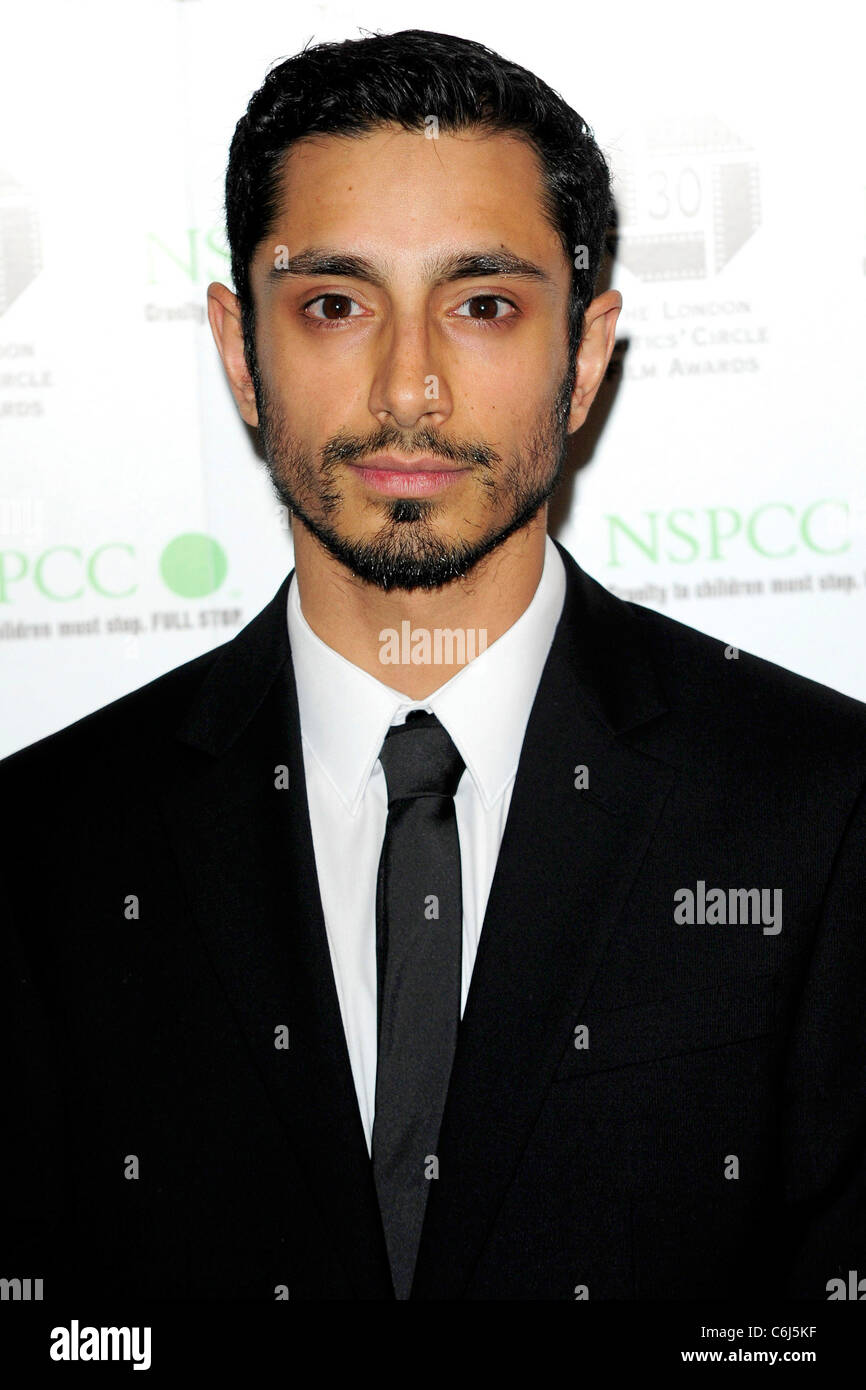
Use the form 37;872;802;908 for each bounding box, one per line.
159;533;228;598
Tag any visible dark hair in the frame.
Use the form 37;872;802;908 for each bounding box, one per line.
224;29;613;392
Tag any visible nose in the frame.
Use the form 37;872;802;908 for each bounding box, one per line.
368;314;453;430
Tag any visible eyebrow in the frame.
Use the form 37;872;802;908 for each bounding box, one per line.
265;247;551;289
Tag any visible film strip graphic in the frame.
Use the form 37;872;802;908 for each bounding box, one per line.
612;117;761;282
0;171;42;317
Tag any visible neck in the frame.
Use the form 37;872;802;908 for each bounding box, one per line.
291;513;549;699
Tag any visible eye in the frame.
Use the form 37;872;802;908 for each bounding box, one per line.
452;294;517;326
302;294;365;326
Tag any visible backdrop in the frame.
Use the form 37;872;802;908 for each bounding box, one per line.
1;0;864;756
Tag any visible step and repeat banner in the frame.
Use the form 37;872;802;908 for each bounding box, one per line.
1;0;864;755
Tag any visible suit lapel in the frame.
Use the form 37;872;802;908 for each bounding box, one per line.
157;580;394;1298
410;541;680;1298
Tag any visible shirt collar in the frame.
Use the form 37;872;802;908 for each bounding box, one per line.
286;533;566;814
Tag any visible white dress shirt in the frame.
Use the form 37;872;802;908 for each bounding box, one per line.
286;533;567;1154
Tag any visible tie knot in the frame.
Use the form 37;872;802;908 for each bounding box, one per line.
378;710;465;803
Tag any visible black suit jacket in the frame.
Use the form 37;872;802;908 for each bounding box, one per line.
3;539;865;1300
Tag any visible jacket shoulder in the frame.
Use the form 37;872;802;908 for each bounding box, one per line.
621;588;866;748
2;573;292;783
0;640;228;781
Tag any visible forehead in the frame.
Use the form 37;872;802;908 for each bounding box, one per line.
258;123;565;272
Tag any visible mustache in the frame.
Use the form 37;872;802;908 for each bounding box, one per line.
321;426;500;470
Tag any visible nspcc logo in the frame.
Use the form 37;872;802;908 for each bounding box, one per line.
158;533;228;598
0;532;228;603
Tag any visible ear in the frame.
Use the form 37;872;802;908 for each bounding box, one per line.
567;289;622;432
206;282;259;427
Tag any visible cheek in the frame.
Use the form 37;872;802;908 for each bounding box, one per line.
473;338;558;399
459;375;545;438
458;348;542;413
277;338;371;412
260;355;342;435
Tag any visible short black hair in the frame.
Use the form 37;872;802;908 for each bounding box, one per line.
224;29;613;391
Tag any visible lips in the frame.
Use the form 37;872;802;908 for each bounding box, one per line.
352;455;464;472
346;457;468;497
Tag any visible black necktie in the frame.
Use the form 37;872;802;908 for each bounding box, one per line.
372;709;466;1300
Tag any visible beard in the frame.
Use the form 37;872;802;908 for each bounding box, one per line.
252;352;576;593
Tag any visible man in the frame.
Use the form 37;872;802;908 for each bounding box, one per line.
2;29;865;1302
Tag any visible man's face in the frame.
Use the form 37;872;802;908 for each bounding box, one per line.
246;124;577;591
